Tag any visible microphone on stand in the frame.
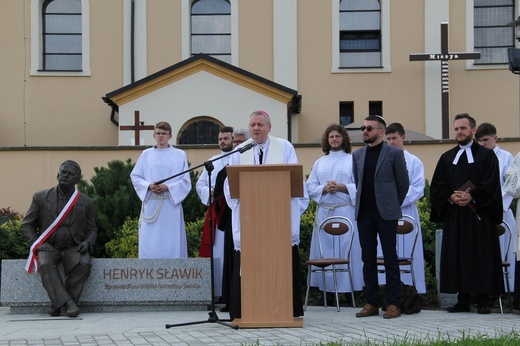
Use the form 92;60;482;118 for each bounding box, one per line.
238;141;257;154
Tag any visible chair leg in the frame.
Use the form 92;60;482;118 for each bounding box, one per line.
348;268;356;308
304;266;312;311
499;296;504;314
504;269;513;312
322;271;328;308
332;266;340;312
410;261;416;289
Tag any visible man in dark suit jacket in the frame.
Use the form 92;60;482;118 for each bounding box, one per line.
21;160;97;317
352;115;409;319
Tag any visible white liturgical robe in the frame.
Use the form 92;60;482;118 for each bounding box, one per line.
306;150;363;293
495;146;515;291
131;146;191;259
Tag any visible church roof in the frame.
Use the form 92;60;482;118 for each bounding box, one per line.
102;54;302;113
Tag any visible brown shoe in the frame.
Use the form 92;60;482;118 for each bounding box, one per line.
383;305;401;319
355;304;379;318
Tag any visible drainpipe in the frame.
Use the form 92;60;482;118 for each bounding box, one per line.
131;0;135;83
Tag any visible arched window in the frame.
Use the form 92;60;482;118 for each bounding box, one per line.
178;118;222;144
42;0;82;71
191;0;231;63
339;0;381;68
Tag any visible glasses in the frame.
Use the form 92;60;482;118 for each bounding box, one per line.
154;132;170;136
233;140;244;145
360;126;381;132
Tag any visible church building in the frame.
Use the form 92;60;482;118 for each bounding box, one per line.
1;0;519;147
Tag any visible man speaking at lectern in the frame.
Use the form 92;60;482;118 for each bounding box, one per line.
224;110;309;320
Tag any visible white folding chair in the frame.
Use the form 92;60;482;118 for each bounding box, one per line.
304;216;356;312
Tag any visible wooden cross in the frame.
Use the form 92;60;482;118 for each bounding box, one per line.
410;22;480;139
120;110;155;145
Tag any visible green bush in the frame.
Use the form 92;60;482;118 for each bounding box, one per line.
105;217;138;258
182;168;207;224
105;216;204;259
418;180;442;305
186;218;204;257
77;159;141;258
298;200;316;287
0;208;28;287
77;159;206;258
0;208;27;260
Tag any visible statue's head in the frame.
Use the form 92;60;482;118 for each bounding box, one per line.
57;160;81;192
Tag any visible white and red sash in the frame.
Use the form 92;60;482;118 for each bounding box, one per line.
25;189;80;274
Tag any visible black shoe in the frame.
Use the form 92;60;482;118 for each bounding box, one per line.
477;306;491;314
446;303;470;313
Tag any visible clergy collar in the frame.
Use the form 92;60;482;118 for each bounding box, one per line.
453;140;474;165
255;137;269;148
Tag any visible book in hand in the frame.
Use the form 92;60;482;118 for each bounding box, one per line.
457;179;481;220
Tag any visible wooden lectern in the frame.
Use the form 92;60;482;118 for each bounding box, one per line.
227;164;304;328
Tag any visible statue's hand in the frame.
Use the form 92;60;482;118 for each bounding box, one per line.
37;243;54;252
77;241;90;254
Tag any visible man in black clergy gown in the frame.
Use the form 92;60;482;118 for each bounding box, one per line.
430;113;504;314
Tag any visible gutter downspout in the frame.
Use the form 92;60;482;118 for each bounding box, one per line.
131;0;135;83
111;0;135;126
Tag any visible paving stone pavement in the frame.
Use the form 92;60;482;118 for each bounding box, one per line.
1;306;519;345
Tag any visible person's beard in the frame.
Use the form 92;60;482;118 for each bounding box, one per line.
456;134;473;146
363;133;377;144
221;143;233;152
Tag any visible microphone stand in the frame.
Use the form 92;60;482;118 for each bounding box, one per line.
164;142;255;330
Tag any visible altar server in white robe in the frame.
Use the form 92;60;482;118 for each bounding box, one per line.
223;110;309;320
378;123;426;293
131;121;191;259
196;126;234;297
476;123;515;291
306;124;363;299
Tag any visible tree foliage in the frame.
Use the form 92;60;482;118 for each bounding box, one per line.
77;159;141;258
182;168;207;223
76;158;207;258
104;216;204;259
105;217;138;258
0;208;28;286
417;180;442;305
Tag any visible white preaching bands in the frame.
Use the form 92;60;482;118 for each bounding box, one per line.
452;143;474;165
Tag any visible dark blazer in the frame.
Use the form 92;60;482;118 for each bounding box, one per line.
21;186;97;252
352;142;409;220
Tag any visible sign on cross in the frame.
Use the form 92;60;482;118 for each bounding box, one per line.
410;22;480;139
120;110;155;145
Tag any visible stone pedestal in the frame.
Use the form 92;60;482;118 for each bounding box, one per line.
1;258;211;313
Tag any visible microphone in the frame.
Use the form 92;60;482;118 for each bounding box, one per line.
238;141;257;154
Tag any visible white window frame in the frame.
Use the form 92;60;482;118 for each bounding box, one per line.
181;0;239;66
466;0;519;70
332;0;391;73
31;0;91;76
